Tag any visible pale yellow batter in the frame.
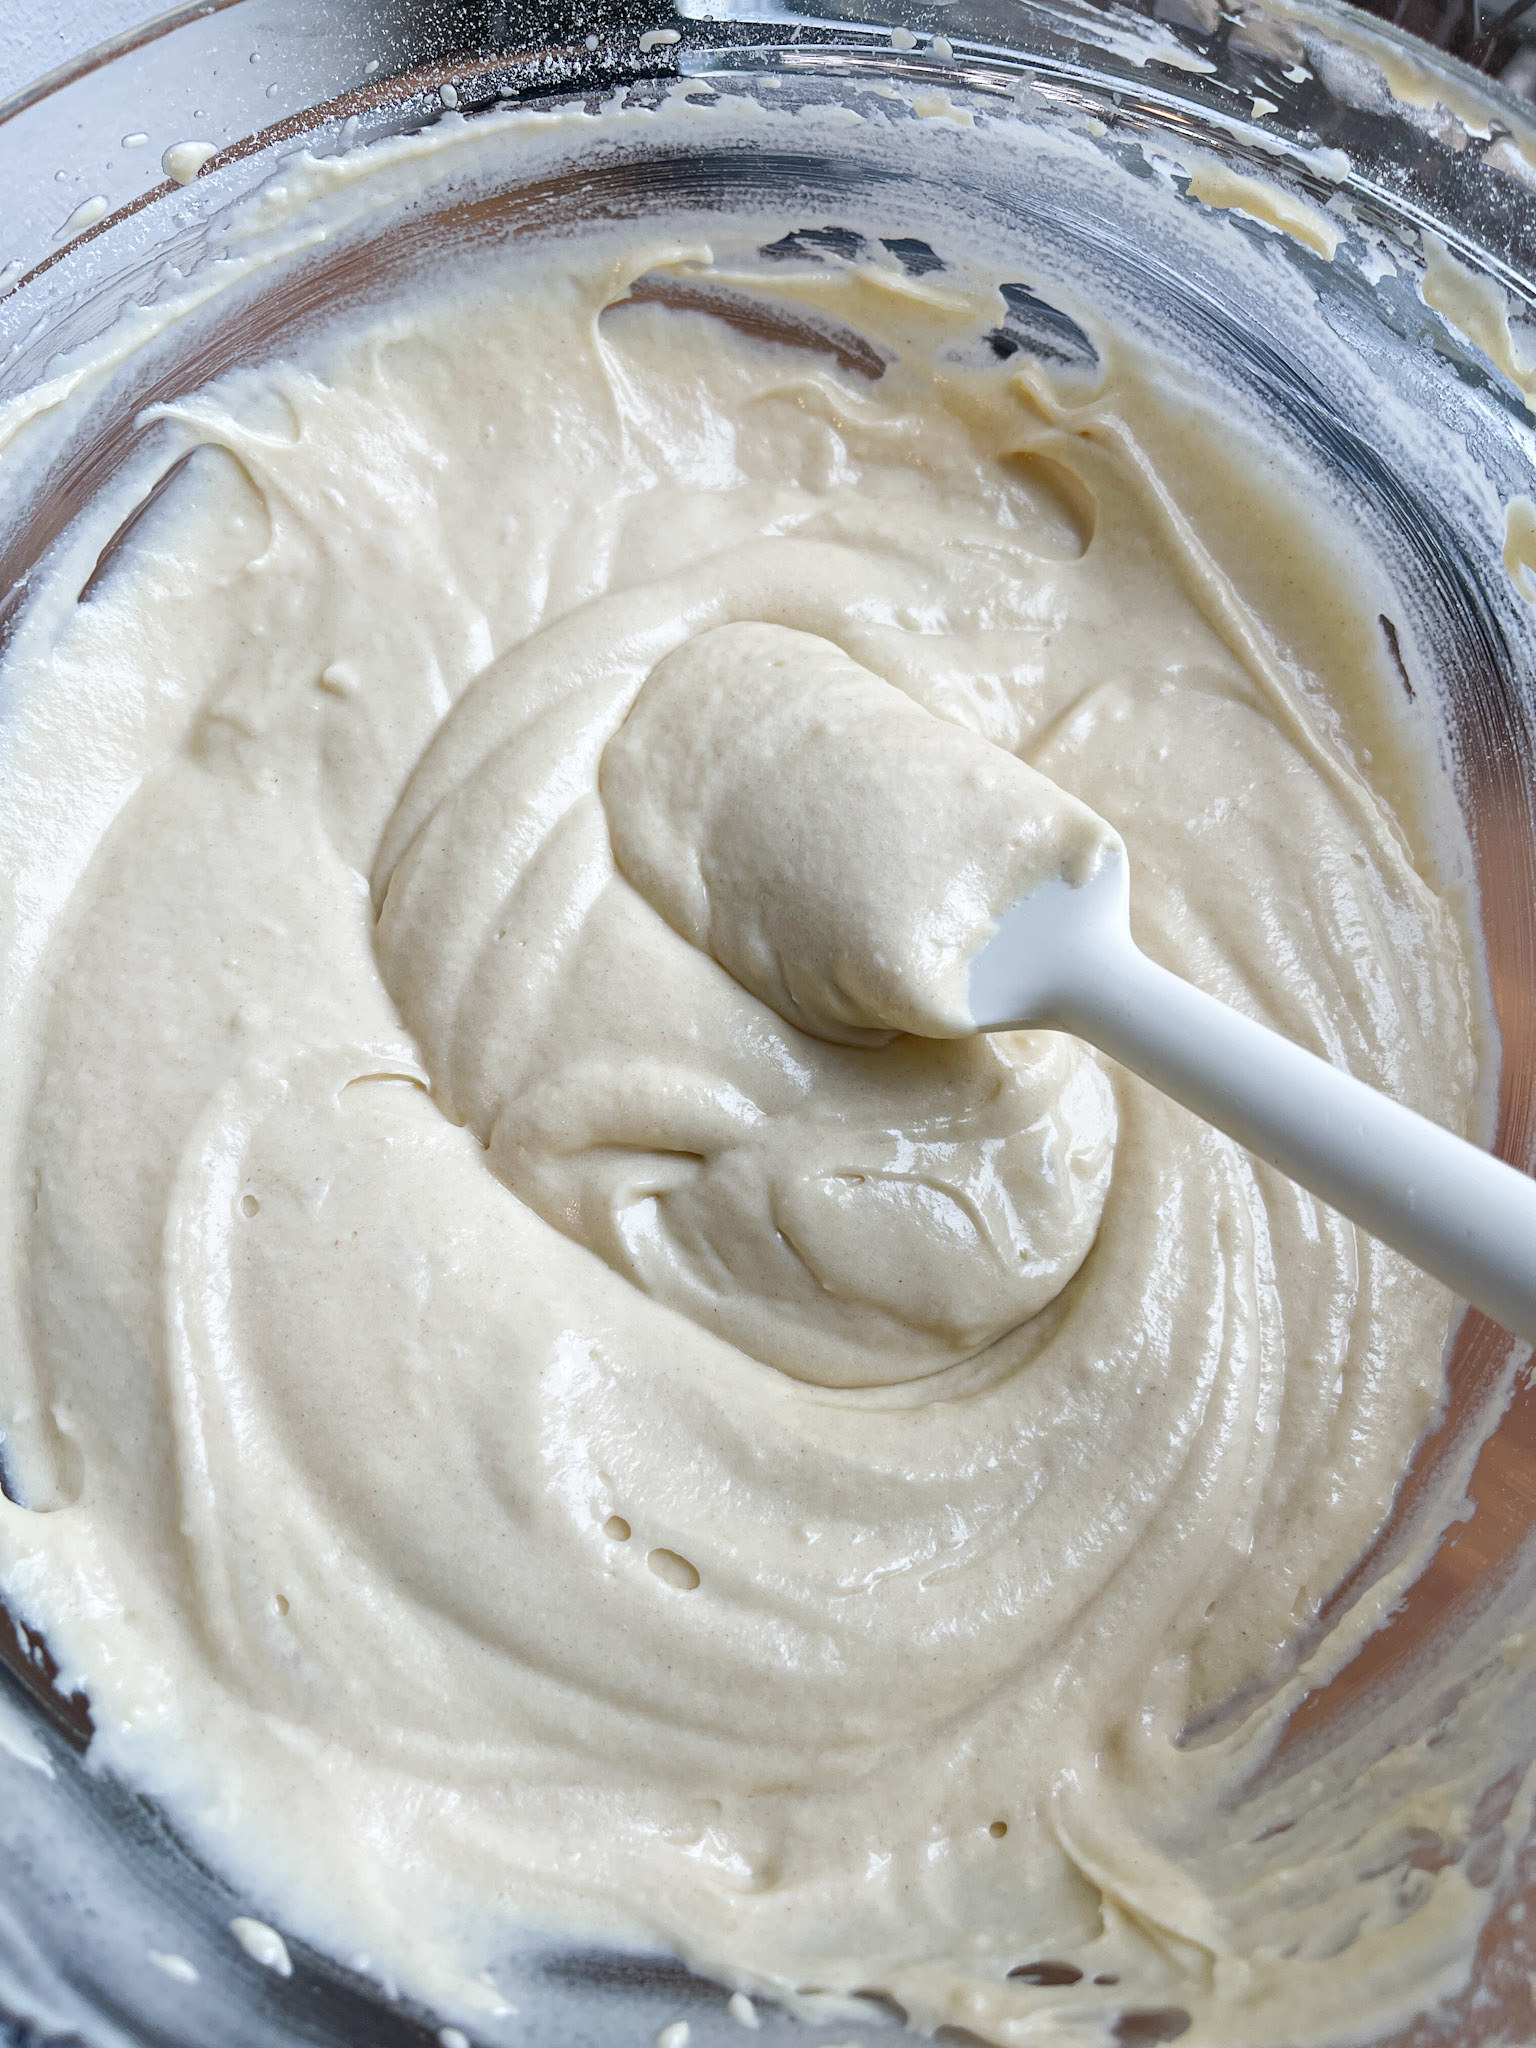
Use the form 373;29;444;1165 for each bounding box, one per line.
0;102;1508;2048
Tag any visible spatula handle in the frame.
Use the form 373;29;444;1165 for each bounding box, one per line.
1058;942;1536;1344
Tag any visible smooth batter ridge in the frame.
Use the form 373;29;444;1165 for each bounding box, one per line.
0;104;1509;2048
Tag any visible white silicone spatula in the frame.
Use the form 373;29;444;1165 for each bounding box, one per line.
969;845;1536;1344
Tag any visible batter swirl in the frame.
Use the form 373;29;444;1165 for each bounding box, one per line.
0;112;1494;2048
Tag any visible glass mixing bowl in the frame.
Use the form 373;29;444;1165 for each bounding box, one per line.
0;2;1532;2044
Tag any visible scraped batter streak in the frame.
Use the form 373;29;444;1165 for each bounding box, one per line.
0;190;1487;2047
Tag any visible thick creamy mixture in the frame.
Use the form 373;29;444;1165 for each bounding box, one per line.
0;106;1508;2048
596;620;1118;1044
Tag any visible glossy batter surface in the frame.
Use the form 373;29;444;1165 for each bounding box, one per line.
0;111;1497;2048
